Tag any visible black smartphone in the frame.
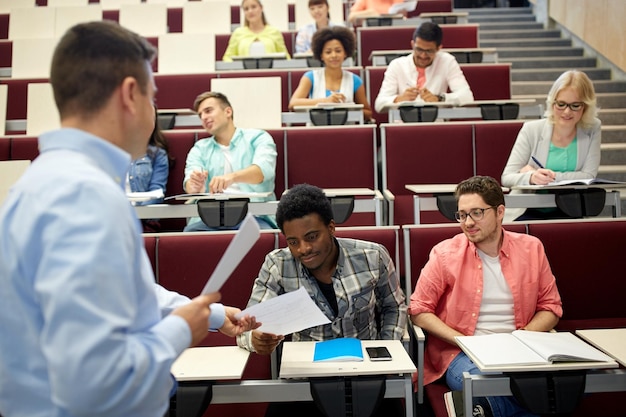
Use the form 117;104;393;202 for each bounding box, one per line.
366;346;392;361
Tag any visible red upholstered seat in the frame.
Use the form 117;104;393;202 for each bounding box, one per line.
408;0;453;17
9;136;39;160
156;231;276;365
474;121;523;180
154;73;217;111
284;125;378;226
357;25;478;67
266;128;286;197
528;220;626;331
381;123;474;225
0;137;10;160
460;63;512;100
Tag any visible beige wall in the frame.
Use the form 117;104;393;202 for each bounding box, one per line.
549;0;626;72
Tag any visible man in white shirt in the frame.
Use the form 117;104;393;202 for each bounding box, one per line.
374;22;474;113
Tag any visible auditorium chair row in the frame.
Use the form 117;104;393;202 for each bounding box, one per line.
142;217;626;417
0;63;512;123
0;23;478;74
3;120;524;229
0;0;454;40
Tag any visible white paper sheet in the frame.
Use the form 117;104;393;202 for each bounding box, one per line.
126;189;164;202
388;0;417;14
200;214;261;295
235;287;331;335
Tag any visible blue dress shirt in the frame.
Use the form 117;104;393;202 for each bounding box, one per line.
0;128;223;417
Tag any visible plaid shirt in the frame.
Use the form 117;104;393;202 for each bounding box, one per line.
237;238;407;351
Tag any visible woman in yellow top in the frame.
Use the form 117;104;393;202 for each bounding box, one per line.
222;0;291;62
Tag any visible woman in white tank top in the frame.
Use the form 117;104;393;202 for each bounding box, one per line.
289;26;373;122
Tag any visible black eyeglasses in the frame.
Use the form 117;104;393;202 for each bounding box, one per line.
454;207;496;223
553;101;584;112
414;47;437;56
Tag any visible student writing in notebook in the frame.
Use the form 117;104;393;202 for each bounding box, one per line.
0;21;258;417
237;184;407;417
501;70;601;221
374;22;474;113
289;26;373;122
409;176;563;417
183;91;277;231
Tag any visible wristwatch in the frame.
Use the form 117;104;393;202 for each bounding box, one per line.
437;93;446;102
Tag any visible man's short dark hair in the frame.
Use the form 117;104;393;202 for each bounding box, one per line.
50;20;155;119
276;184;334;231
455;176;505;207
192;91;234;120
311;26;356;61
412;22;443;46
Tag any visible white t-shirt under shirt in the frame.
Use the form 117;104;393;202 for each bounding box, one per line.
474;249;515;335
218;143;241;192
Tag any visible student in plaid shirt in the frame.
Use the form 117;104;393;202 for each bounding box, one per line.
237;183;407;355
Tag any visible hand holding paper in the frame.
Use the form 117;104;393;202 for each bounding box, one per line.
235;287;331;336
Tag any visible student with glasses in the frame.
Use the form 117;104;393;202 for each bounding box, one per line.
409;175;563;417
501;70;601;220
374;21;474;113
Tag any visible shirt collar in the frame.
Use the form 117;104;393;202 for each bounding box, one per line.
39;128;131;189
209;127;243;148
467;228;511;259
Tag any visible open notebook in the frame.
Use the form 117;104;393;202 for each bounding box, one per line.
456;330;616;371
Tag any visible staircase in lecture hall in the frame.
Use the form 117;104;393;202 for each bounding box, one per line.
459;4;626;216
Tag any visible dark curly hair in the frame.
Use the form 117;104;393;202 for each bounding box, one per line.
311;26;355;61
276;184;334;232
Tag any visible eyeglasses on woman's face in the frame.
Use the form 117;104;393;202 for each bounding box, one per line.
553;100;584;112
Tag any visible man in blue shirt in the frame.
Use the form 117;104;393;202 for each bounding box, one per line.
183;91;278;231
0;21;257;417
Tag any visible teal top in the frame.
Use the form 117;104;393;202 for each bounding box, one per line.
546;137;578;172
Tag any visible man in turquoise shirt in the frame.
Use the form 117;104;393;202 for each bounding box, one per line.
0;21;257;417
183;91;278;231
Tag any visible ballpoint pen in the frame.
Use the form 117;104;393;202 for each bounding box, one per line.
531;156;545;169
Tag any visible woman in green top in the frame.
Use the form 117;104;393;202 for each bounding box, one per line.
222;0;291;62
501;70;601;220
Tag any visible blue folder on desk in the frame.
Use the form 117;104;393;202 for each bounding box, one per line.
313;338;364;362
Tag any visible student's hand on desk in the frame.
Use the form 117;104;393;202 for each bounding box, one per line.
187;170;208;193
251;330;284;355
419;88;439;103
530;168;556;185
209;174;235;193
219;307;261;337
325;92;346;104
173;293;221;347
396;87;419;102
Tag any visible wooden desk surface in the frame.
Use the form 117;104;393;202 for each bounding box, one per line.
279;339;416;379
171;346;250;381
577;329;626;367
